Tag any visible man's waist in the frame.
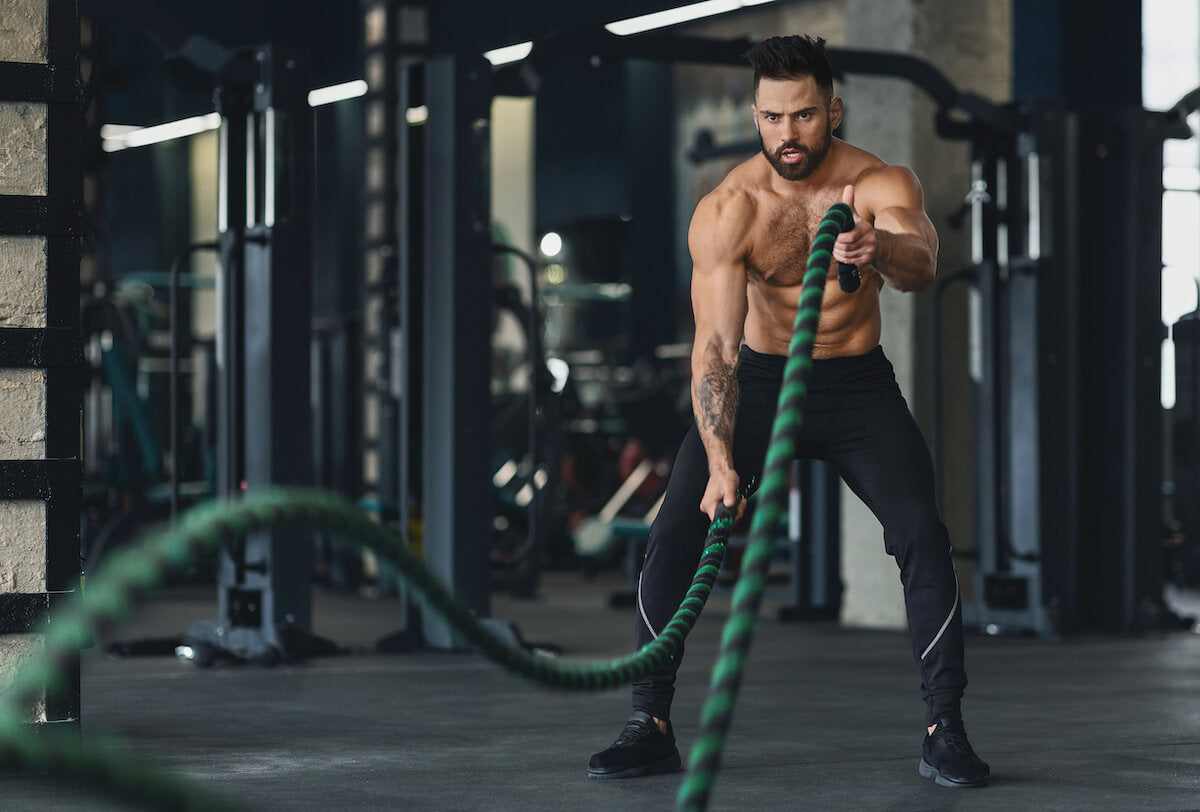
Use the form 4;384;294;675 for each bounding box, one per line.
737;342;887;382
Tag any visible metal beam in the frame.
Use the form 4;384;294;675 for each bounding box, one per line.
421;54;493;649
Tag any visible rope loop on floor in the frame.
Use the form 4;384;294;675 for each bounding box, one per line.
0;491;731;807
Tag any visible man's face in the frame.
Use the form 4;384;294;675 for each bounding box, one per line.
752;75;842;181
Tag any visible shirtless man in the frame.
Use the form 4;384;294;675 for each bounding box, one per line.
587;35;989;789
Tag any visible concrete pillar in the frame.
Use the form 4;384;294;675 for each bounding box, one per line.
908;0;1012;614
839;0;1011;629
836;0;919;630
0;0;51;723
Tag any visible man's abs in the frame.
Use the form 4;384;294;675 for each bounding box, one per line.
744;271;883;359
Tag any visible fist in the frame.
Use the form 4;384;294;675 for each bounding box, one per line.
700;470;744;522
833;184;877;268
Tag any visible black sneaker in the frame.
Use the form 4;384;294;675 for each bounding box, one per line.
587;711;682;779
919;716;989;788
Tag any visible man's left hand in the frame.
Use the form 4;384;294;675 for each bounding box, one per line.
833;184;877;268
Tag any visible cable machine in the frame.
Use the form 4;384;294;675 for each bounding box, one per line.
172;40;332;664
935;99;1187;635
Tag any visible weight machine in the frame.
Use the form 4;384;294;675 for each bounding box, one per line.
935;99;1188;635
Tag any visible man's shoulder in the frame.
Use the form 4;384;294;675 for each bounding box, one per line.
850;160;924;215
696;162;762;223
832;141;916;187
854;162;919;188
830;140;890;179
689;163;764;254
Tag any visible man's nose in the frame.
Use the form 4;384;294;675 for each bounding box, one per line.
780;118;797;141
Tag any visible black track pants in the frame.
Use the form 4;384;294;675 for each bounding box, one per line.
631;344;966;725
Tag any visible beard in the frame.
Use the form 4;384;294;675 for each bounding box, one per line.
760;129;833;181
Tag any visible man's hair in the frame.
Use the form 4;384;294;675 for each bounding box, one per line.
745;35;834;97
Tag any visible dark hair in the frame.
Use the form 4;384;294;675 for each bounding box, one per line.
745;35;834;96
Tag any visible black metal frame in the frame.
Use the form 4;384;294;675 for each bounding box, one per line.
419;54;493;649
0;592;72;635
493;31;1011;135
777;459;842;623
958;104;1076;637
945;99;1175;636
188;44;322;661
0;0;83;725
0;327;82;367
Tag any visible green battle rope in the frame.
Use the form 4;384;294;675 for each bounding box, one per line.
0;491;731;808
677;201;855;811
0;202;853;811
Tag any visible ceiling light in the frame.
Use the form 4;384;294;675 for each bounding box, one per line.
101;113;222;153
308;79;368;107
606;0;775;36
484;41;533;66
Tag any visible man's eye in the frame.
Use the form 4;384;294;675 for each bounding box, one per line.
797;112;810;120
766;115;778;122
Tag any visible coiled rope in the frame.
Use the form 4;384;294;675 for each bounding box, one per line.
677;201;854;811
0;202;852;811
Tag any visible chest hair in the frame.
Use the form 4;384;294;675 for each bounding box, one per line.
748;197;840;286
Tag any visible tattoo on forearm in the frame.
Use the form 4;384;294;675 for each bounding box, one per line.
696;359;739;446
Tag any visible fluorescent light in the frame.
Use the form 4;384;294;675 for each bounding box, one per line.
101;112;222;153
606;0;774;36
484;41;533;66
102;77;369;154
98;124;141;139
308;79;368;107
405;105;429;125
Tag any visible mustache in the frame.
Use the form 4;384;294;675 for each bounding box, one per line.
777;141;805;155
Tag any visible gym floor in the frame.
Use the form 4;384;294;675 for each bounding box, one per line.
6;572;1200;811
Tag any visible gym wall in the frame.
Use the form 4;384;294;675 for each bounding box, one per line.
0;0;51;723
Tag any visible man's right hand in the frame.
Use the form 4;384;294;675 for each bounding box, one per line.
700;470;743;521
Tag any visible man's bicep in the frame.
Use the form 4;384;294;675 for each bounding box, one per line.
875;205;937;243
871;168;938;248
691;258;748;356
689;200;749;357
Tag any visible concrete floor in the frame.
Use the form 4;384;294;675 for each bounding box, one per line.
5;571;1200;811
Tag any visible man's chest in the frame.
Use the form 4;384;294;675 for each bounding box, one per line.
746;197;842;285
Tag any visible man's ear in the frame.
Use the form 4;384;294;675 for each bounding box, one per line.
829;96;844;130
750;103;759;133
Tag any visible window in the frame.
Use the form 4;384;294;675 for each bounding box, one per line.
1145;0;1200;408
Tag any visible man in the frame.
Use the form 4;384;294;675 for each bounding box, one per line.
587;35;989;789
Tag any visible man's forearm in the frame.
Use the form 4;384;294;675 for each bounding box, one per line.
693;356;739;472
874;230;936;293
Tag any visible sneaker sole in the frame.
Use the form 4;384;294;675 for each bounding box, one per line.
588;753;682;780
919;758;989;788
